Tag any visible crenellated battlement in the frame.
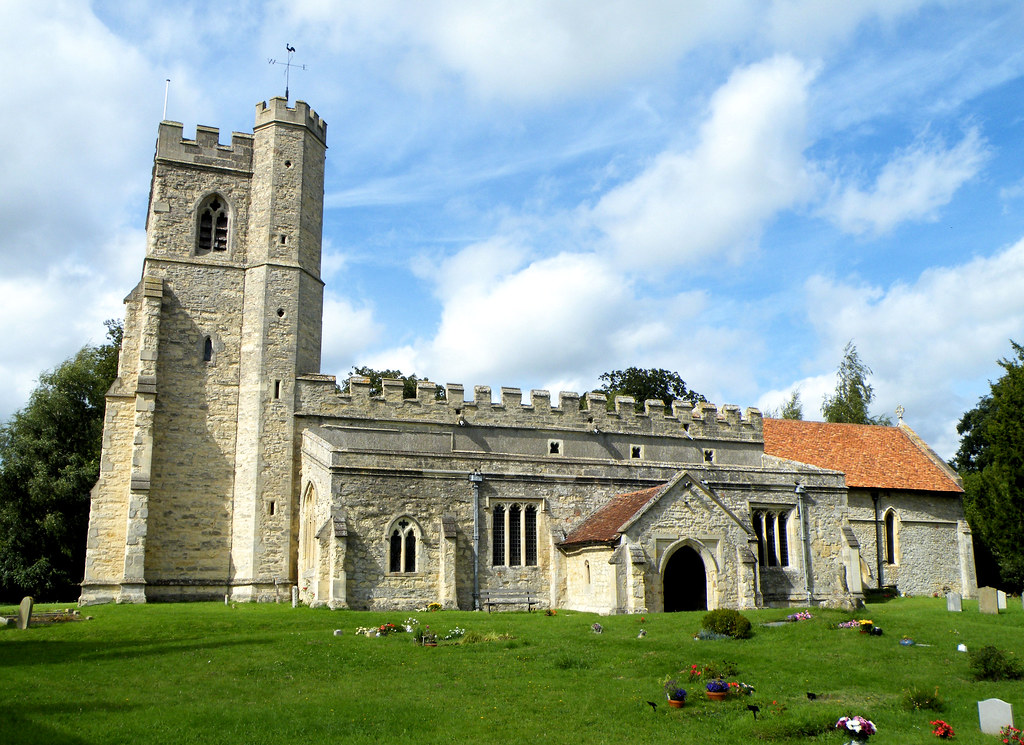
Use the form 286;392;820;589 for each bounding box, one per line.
255;97;327;145
155;120;254;173
297;375;764;442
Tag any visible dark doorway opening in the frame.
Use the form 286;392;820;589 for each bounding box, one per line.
663;545;707;612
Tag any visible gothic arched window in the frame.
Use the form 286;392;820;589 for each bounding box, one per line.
196;194;229;255
388;518;420;573
884;509;898;565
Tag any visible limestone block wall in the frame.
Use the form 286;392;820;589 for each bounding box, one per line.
848;489;973;597
563;547;618;614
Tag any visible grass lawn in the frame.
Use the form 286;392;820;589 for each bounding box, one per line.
2;597;1022;744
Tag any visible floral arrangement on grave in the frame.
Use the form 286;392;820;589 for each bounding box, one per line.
415;625;437;645
836;715;876;742
688;664;703;681
728;681;755;695
858;620;874;633
377;622;399;637
545;608;557;616
592;622;603;634
706;679;730;693
930;720;954;739
1001;725;1024;744
787;611;813;622
838;620;862;629
442;626;465;641
662;677;688;703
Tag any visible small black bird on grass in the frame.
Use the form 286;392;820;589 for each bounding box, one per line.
646;701;658;712
807;692;817;700
747;704;760;720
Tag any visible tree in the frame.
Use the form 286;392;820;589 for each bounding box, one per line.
0;320;122;601
345;366;445;400
765;389;804;420
594;367;706;411
821;342;892;425
953;341;1024;587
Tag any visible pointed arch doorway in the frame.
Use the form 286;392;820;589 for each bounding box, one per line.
663;545;707;612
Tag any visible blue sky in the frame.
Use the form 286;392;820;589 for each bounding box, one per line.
3;1;1024;459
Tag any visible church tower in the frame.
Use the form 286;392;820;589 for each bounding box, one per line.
81;98;327;604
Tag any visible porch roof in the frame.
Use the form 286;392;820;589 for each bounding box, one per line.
561;484;668;546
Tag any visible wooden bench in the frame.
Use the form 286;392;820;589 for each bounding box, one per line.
478;588;538;613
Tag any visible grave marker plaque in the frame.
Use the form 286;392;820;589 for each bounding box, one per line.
946;592;962;612
997;590;1007;610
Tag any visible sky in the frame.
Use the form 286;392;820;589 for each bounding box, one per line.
3;0;1024;460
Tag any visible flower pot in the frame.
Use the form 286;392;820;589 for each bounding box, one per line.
667;699;685;708
423;641;437;647
706;691;727;701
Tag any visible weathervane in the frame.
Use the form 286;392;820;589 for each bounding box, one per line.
268;44;306;102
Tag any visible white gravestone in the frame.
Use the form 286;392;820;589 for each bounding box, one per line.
16;596;33;630
947;592;962;612
291;586;299;608
997;590;1007;610
979;698;1014;735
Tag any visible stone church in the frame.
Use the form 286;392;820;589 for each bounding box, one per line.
80;99;977;612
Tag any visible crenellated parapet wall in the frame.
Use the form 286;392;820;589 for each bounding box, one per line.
297;375;763;442
255;97;327;146
156;121;254;173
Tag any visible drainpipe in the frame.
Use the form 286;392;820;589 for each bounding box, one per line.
871;491;883;589
469;471;483;611
796;483;812;603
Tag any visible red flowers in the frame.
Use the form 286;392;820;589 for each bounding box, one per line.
930;720;954;739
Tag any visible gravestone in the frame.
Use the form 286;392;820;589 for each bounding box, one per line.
997;590;1007;610
946;592;962;612
291;586;298;608
978;586;999;615
16;596;33;630
979;698;1013;735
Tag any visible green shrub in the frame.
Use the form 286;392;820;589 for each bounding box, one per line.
902;686;944;711
701;608;753;639
969;645;1024;681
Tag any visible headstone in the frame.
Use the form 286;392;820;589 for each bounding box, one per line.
16;596;33;630
291;586;298;608
997;590;1007;610
979;698;1014;735
946;592;962;612
978;586;999;615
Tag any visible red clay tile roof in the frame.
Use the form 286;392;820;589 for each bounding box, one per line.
562;484;667;545
762;419;962;493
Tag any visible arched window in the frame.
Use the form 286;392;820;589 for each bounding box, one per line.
753;508;791;568
491;501;540;567
884;510;898;565
202;336;213;362
388;518;419;573
196;194;229;255
299;484;317;577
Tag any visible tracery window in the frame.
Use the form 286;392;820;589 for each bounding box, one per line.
196;194;229;254
491;502;539;567
388;518;419;573
753;509;790;567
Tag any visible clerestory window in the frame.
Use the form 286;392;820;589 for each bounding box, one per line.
196;194;229;254
491;501;539;567
753;509;790;568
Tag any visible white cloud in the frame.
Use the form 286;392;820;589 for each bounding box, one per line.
591;56;819;272
320;294;384;379
283;0;753;102
802;237;1024;456
825;128;989;235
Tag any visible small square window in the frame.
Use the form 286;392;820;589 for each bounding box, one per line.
548;439;563;455
703;449;716;463
630;444;643;459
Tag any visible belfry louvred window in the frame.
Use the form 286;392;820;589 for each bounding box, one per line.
196;195;228;254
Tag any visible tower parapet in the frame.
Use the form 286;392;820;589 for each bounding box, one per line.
155;121;254;172
255;98;327;145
